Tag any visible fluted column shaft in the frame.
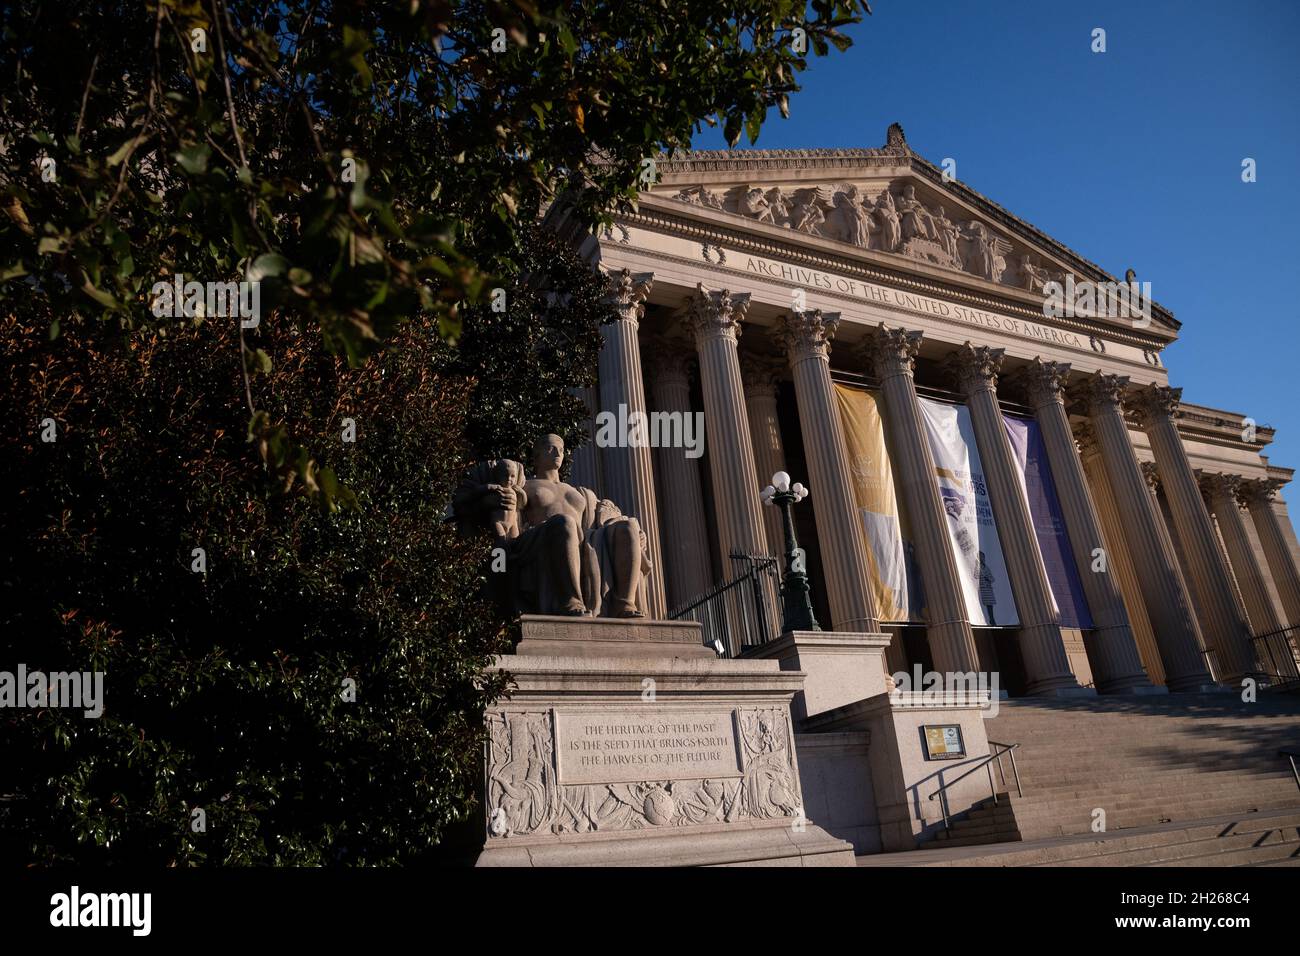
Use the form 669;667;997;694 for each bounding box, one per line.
779;311;880;634
568;386;601;494
1077;375;1213;690
861;326;979;673
1205;475;1296;678
1243;482;1300;668
950;345;1081;695
647;347;714;610
1021;361;1151;693
686;287;774;629
1076;425;1166;685
741;355;789;568
1131;386;1256;681
598;270;666;617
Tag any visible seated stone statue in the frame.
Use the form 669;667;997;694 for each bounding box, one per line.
451;434;651;618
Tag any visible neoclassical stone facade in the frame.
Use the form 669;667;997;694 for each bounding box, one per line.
546;124;1300;695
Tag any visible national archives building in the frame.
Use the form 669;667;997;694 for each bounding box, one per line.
546;124;1300;699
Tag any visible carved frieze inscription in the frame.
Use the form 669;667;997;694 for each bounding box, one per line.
556;711;742;786
742;253;1089;350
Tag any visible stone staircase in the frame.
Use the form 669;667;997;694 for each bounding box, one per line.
922;692;1300;853
862;806;1300;866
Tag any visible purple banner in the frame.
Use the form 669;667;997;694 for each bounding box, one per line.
1002;413;1093;629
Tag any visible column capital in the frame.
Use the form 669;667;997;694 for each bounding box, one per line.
604;268;653;326
1200;472;1242;503
1021;359;1073;410
1128;383;1183;429
859;324;923;380
946;342;1005;396
685;284;750;343
645;336;696;388
1140;460;1162;494
777;309;841;364
1072;419;1100;459
1071;372;1131;413
740;351;783;400
1238;478;1279;507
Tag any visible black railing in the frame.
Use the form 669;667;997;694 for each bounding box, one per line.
927;740;1023;831
1251;627;1300;685
1281;750;1300;792
670;553;782;658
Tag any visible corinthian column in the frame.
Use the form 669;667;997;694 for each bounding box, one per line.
1075;374;1214;690
948;345;1083;695
1203;474;1296;677
1075;421;1166;685
598;269;666;618
1020;360;1152;693
1130;385;1257;681
1242;480;1300;666
778;310;880;634
740;353;789;564
858;325;979;673
685;286;774;628
646;342;714;610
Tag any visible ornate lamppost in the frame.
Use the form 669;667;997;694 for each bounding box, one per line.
761;471;821;633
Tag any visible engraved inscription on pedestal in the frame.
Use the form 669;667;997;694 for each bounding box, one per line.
556;711;741;786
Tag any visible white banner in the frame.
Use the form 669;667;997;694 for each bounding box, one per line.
918;397;1019;627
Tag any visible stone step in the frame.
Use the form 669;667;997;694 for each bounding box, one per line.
1040;823;1300;867
889;808;1300;867
932;820;1021;841
1007;773;1298;800
1147;840;1300;868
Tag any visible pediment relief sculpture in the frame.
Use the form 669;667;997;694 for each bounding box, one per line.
665;178;1075;293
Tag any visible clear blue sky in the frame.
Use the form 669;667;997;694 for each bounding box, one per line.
691;0;1300;467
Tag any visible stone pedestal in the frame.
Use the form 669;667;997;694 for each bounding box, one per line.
805;690;996;851
744;630;892;722
476;616;855;867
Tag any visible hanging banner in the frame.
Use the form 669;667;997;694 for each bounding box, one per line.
833;384;923;623
1002;414;1094;629
918;397;1019;627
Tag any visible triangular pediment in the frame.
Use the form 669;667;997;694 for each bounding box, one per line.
640;126;1177;337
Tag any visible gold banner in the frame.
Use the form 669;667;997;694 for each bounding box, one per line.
833;384;920;623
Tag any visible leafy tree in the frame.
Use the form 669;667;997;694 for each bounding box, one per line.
1;0;868;498
0;1;869;863
0;232;607;863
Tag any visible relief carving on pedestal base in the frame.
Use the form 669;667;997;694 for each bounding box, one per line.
484;707;804;839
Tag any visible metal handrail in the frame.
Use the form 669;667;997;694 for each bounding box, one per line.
1281;750;1300;792
927;740;1022;830
1251;631;1300;682
669;553;781;657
